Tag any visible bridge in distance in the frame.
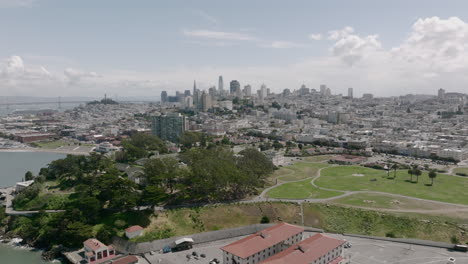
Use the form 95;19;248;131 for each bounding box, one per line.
0;100;157;106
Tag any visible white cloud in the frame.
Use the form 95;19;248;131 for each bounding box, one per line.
183;29;256;41
328;26;354;40
4;17;468;97
64;68;100;84
329;29;382;66
308;33;322;40
261;41;303;49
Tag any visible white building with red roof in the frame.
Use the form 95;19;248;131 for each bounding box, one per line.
125;225;144;239
221;222;304;264
83;238;116;264
260;233;346;264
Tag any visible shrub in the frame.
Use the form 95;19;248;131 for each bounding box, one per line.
385;231;396;238
260;216;270;224
451;235;460;244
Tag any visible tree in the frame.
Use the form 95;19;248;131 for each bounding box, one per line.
144;157;181;193
414;168;422;183
179;131;202;149
428;169;437;185
271;101;281;110
25;171;34;181
407;168;413;182
97;172;140;211
142;185;167;208
272;141;283;150
391;164;398;179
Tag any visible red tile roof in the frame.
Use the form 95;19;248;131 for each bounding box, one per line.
110;255;139;264
125;225;144;233
259;233;345;264
221;223;304;259
83;238;107;252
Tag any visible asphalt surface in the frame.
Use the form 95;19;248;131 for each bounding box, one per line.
144;232;468;264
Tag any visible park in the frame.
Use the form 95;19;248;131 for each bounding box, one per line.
265;157;468;206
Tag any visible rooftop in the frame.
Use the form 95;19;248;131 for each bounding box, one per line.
221;223;304;259
125;225;143;233
83;238;107;252
260;233;345;264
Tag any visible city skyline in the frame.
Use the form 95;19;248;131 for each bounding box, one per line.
2;1;468;97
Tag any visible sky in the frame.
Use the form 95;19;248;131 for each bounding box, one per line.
1;0;468;98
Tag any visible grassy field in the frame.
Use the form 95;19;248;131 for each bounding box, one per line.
302;155;335;163
134;202;467;244
303;203;467;243
331;193;449;210
453;167;468;175
266;179;343;199
316;166;468;205
272;162;330;182
13;181;75;211
33;140;68;149
134;202;303;242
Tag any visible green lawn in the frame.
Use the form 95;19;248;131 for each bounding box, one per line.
273;162;330;182
266;179;343;199
14;193;72;211
33;140;68;149
453;167;468;176
316;166;468;205
302;155;335;163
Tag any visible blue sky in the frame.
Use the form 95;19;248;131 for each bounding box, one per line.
1;0;468;97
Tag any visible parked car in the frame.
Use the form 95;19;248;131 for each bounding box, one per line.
454;244;467;252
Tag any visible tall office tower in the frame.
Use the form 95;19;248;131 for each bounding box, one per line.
201;91;213;112
184;90;191;97
151;113;187;143
244;85;252;96
193;89;200;109
267;88;271;96
218;76;224;93
161;91;168;103
260;83;268;98
193;80;197;96
320;84;327;95
438;88;446;100
299;84;310;96
230;80;240;95
348;87;353;99
209;86;217;96
283;88;291;97
326;87;331;96
184;96;193;109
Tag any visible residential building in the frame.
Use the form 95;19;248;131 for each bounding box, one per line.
260;233;346;264
151;113;187;142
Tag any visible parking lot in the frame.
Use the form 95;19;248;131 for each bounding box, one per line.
145;232;468;264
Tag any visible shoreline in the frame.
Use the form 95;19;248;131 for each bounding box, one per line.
0;148;91;156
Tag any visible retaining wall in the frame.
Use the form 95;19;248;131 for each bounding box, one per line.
112;224;273;254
